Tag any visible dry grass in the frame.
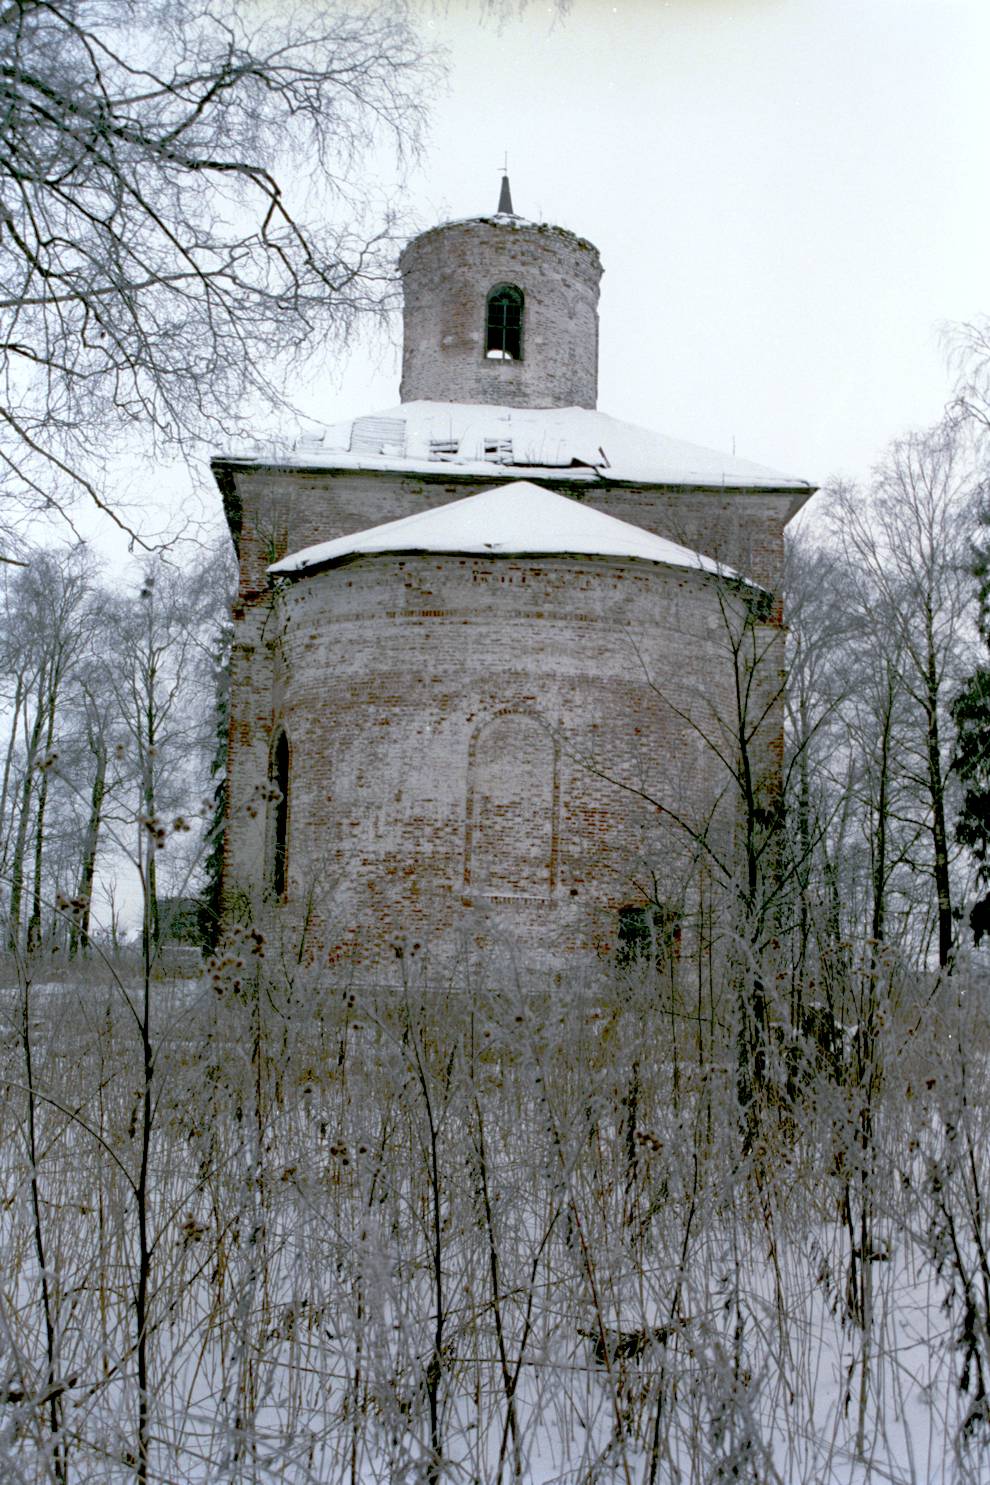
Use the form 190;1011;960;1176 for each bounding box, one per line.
0;950;988;1482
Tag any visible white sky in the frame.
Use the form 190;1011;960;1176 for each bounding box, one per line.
303;0;990;498
64;0;990;555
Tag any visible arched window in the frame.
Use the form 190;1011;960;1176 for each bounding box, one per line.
268;727;289;899
485;284;524;361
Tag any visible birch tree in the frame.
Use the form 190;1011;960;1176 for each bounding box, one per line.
1;546;95;953
826;423;980;967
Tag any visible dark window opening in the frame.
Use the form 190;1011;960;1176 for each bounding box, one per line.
616;904;681;969
269;729;289;899
486;284;524;361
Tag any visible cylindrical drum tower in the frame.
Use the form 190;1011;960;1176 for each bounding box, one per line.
399;202;603;410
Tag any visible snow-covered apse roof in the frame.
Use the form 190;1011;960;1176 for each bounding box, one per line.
269;481;737;579
223;401;812;492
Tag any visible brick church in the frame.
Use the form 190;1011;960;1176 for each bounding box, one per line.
213;179;813;981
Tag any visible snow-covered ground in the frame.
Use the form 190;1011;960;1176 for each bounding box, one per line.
0;962;986;1483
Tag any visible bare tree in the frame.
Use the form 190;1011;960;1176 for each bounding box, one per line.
1;545;95;953
65;662;116;958
787;534;932;960
103;550;225;965
948;315;990;434
826;423;982;968
0;0;433;545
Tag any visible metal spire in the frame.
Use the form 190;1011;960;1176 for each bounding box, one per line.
497;160;514;215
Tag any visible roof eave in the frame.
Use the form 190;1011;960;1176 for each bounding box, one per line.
210;454;816;501
269;544;761;591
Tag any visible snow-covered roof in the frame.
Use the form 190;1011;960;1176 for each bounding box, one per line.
221;401;812;493
400;206;595;245
408;210;544;233
269;480;740;580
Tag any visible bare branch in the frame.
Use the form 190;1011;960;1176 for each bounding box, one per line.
0;0;436;540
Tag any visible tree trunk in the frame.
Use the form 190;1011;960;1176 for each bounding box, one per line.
26;693;57;953
796;691;812;981
924;615;953;967
928;709;953;968
69;738;107;959
140;662;159;966
0;671;25;871
870;682;894;946
7;690;46;953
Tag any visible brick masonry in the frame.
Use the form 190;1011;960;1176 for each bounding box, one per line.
222;534;783;978
399;217;602;409
216;206;807;980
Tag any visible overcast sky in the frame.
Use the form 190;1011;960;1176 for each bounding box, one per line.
66;0;990;555
304;0;989;502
